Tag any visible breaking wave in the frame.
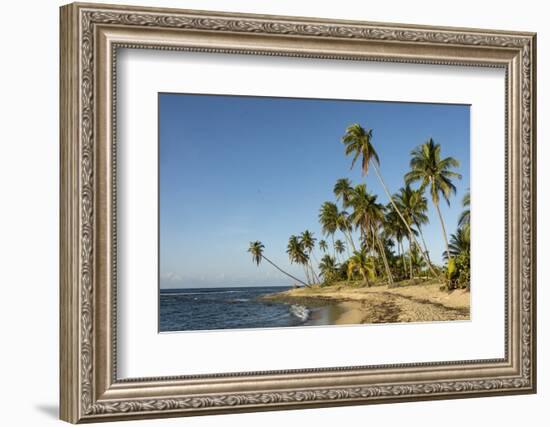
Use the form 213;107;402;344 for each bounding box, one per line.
289;304;311;323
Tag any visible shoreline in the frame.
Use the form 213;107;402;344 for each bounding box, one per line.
262;282;470;325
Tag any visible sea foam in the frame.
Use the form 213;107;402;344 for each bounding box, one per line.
289;304;310;322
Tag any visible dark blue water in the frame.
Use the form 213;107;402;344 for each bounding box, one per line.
159;286;312;332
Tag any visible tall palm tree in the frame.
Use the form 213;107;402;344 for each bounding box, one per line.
405;138;461;262
458;189;470;235
319;239;328;253
334;178;354;208
247;241;308;287
347;248;375;286
342;123;434;276
286;235;312;285
319;201;339;257
334;239;346;261
300;230;320;283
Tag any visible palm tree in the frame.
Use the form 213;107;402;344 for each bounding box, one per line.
334;178;354;208
409;246;427;277
405;138;461;262
347;248;375;286
342;123;434;276
319;239;328;253
300;230;316;253
348;184;393;284
334;239;346;261
406;187;432;262
287;235;312;285
394;189;415;279
247;241;308;287
319;255;338;280
386;198;421;279
336;210;356;252
384;205;408;279
300;230;320;283
395;186;436;277
319;201;339;257
348;184;375;248
458;189;470;234
443;226;470;260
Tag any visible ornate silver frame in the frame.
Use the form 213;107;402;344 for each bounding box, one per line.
60;2;537;423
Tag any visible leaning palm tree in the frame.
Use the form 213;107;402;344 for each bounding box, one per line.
334;239;346;261
342;123;435;277
334;177;354;208
247;241;308;287
319;201;339;257
458;189;470;235
319;239;328;253
287;235;313;285
347;248;376;286
405;138;462;262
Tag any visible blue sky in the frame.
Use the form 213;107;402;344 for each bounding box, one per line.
159;93;470;289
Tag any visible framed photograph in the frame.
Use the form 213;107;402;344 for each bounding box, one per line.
60;2;537;423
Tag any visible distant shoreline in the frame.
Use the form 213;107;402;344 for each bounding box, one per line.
261;282;470;325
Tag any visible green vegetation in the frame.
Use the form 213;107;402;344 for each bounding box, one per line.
249;124;470;291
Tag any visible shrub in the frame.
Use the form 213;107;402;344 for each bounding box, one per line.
446;253;470;290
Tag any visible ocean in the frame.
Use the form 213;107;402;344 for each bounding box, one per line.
159;286;317;332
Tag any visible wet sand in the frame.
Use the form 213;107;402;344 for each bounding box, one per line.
262;282;470;325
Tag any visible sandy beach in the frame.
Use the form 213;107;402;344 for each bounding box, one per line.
261;282;470;325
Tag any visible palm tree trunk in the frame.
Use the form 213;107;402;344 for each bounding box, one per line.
309;261;320;284
371;162;439;278
373;226;393;284
345;228;357;252
309;252;321;283
399;240;405;279
414;220;433;265
261;255;309;287
361;269;370;287
341;231;352;257
370;225;376;257
302;264;312;285
434;200;451;261
408;237;414;279
310;264;320;284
